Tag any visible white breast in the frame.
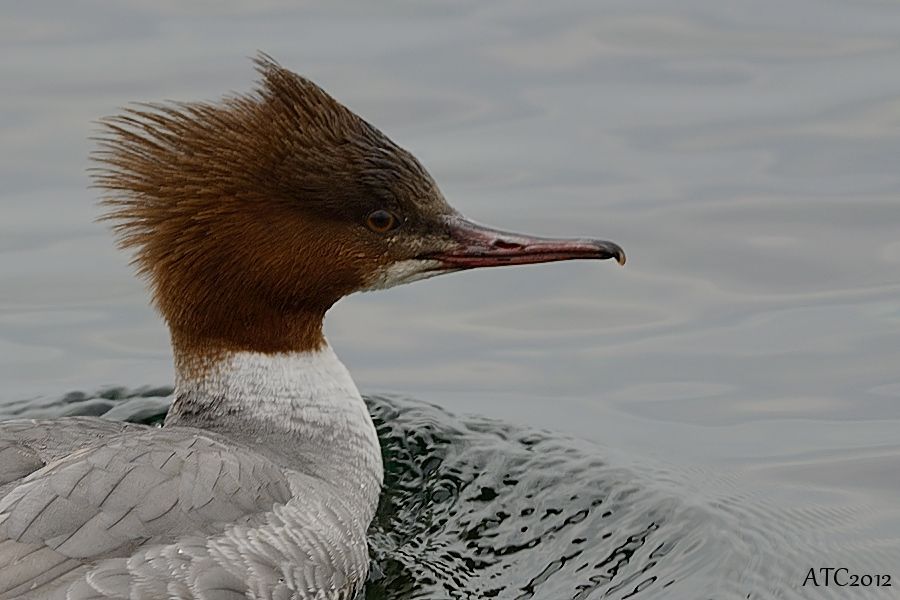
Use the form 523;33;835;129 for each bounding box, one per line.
168;342;384;522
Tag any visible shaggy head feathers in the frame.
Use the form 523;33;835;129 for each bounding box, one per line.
93;55;454;358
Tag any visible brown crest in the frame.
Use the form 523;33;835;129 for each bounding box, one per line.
92;54;451;362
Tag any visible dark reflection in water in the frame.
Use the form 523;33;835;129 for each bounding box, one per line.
365;397;693;600
8;388;886;600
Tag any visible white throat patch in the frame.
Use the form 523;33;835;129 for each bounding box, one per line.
362;258;444;291
170;342;384;508
175;344;364;421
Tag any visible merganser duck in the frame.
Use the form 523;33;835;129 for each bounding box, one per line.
0;55;625;600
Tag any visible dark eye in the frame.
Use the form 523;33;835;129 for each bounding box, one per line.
366;209;400;233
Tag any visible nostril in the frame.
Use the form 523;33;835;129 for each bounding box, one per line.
492;239;522;250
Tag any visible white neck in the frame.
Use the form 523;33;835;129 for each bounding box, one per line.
166;343;383;518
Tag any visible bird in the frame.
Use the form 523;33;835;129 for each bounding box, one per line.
0;54;625;600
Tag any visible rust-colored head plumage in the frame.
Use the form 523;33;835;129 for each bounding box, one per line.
93;55;454;357
93;54;625;362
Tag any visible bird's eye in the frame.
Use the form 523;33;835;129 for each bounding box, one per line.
366;210;400;233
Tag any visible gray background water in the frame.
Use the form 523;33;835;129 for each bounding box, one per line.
2;0;900;594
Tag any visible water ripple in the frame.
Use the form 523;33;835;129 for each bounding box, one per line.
8;389;893;599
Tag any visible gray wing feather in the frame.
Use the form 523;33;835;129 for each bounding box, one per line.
0;442;44;486
0;420;295;599
0;418;146;466
0;419;367;599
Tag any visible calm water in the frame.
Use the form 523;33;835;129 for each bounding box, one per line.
3;1;900;598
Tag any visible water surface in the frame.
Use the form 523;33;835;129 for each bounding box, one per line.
2;1;900;598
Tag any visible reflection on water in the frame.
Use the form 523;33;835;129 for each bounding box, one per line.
3;0;900;597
